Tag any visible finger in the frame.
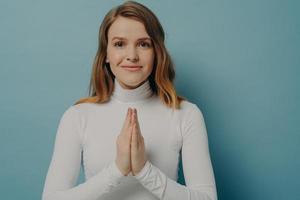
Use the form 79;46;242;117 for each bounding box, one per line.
127;108;134;138
121;108;132;140
131;121;138;150
134;109;142;141
123;108;132;130
135;109;141;131
130;108;134;127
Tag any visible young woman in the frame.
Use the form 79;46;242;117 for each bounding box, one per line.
42;1;217;200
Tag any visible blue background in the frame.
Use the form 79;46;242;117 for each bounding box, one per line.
0;0;299;199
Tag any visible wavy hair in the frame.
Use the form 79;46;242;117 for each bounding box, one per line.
74;1;186;109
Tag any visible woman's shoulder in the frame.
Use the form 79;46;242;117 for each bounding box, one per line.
178;100;207;139
61;102;107;118
72;102;99;110
180;99;203;114
63;102;90;113
177;99;205;123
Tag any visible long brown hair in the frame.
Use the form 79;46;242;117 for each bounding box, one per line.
74;1;186;109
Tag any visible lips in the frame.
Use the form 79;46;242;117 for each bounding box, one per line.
121;65;142;68
121;65;142;72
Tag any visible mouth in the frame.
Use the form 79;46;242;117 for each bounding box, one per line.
121;65;142;72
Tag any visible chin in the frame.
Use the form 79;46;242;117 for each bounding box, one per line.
128;81;143;88
120;78;146;89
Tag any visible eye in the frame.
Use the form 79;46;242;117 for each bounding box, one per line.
113;41;124;47
138;41;152;48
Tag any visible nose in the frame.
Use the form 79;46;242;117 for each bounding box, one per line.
126;46;139;62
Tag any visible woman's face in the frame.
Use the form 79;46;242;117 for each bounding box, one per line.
106;16;154;89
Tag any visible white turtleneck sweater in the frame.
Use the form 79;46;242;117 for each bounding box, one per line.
42;79;218;200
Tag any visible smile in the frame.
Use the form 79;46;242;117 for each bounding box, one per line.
121;66;142;72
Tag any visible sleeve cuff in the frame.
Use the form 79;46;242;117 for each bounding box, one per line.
106;161;125;186
132;160;167;199
133;160;151;180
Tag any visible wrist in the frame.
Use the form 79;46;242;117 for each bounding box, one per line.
133;160;147;176
115;160;130;176
133;160;151;178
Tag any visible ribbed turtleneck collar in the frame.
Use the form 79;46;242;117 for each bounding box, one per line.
111;79;153;103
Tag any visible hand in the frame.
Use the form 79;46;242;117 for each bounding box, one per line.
115;108;133;176
130;108;147;176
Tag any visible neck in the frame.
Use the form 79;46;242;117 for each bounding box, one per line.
111;79;153;103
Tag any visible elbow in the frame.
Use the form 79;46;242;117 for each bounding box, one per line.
205;190;218;200
189;186;218;200
203;189;217;200
42;192;61;200
42;192;53;200
42;194;49;200
207;194;218;200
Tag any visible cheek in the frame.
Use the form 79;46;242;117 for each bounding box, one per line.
141;51;154;64
146;53;155;71
110;54;123;65
142;53;154;74
107;48;124;65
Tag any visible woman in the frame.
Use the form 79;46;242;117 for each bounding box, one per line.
42;1;217;200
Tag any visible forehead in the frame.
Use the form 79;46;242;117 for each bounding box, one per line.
107;16;150;40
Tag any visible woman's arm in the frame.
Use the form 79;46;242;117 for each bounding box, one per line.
133;104;218;200
42;106;124;200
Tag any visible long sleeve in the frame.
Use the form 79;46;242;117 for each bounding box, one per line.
133;104;218;200
42;106;125;200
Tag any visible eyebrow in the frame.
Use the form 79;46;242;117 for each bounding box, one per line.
111;36;151;41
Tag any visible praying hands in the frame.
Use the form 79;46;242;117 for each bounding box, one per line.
115;108;147;176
